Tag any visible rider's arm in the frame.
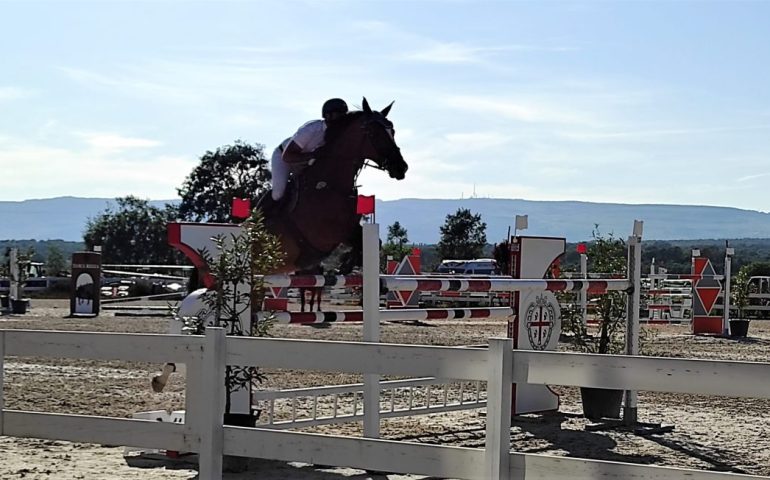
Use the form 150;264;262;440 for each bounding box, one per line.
282;140;316;164
282;120;324;165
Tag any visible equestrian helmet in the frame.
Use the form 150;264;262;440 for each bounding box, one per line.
322;98;348;116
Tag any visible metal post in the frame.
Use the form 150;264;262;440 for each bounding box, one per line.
723;247;734;335
624;220;643;426
362;222;381;438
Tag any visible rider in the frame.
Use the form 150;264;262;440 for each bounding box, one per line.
265;98;349;211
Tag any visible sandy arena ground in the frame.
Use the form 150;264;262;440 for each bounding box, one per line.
1;298;769;479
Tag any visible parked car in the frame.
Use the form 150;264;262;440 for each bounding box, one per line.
434;259;500;275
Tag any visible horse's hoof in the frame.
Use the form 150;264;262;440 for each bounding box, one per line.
151;376;166;393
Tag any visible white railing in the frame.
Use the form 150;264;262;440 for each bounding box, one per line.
253;377;486;429
2;328;770;480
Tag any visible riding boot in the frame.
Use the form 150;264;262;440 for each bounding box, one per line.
259;194;281;217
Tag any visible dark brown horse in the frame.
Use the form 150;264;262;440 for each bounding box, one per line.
260;97;408;274
152;99;406;393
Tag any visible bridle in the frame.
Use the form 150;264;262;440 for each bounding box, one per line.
360;113;400;174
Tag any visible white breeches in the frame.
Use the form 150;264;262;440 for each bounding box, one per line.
271;146;289;200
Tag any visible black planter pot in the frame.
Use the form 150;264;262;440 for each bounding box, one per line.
580;387;624;420
729;319;750;338
10;298;29;314
0;295;8;309
223;410;260;427
222;411;261;472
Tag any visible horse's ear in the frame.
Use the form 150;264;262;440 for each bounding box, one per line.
381;101;394;117
362;97;372;113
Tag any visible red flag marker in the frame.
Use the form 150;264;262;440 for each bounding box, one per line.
356;195;375;215
232;197;250;219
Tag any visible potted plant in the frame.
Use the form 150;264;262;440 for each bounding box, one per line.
729;266;752;338
172;209;283;470
562;228;627;420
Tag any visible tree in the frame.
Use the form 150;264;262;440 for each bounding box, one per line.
382;221;411;261
565;227;627;354
46;245;67;276
492;240;511;276
177;140;271;222
437;208;487;260
83;196;183;265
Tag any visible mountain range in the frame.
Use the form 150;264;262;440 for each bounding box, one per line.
2;196;770;243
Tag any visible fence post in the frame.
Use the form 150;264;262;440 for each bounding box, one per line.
199;328;226;480
723;247;734;335
0;331;5;436
486;337;513;480
624;221;643;426
362;222;381;439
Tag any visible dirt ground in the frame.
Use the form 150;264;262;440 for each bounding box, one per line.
1;298;769;479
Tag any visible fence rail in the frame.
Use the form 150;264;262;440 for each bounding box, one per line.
2;328;770;480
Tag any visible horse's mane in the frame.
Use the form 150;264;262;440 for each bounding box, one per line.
323;110;367;147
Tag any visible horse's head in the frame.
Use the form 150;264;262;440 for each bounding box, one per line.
360;98;408;180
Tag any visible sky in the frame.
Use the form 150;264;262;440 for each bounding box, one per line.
2;1;770;212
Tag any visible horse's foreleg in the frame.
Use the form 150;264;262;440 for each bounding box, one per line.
339;223;364;274
151;363;177;393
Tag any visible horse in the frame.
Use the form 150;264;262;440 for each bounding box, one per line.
259;97;408;274
152;98;408;393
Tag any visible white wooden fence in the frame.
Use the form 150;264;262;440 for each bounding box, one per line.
2;327;770;480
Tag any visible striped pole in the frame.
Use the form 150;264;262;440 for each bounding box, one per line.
260;275;631;293
261;274;363;288
258;307;513;325
379;277;631;294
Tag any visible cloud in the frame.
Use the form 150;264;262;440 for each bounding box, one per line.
60;66;206;104
402;42;577;64
444;132;511;150
0;86;31;101
561;124;770;141
348;21;575;65
443;94;599;126
737;172;770;183
0;142;194;201
77;132;162;150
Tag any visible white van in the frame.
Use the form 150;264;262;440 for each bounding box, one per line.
435;259;499;275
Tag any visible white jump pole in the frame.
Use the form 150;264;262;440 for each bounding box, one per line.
624;220;643;426
723;247;734;335
362;221;381;438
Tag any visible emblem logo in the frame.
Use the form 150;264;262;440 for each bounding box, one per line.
525;293;557;351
